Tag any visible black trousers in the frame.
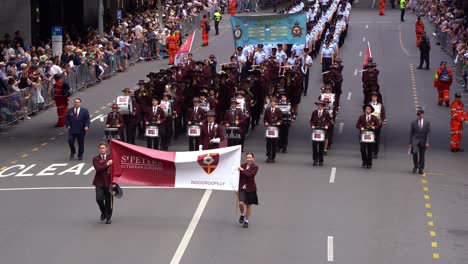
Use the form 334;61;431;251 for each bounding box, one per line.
137;112;145;138
322;57;332;73
312;141;325;162
419;52;430;68
401;9;405;21
412;145;426;169
360;143;374;165
303;69;310;94
189;136;201;151
327;124;335;146
174;115;183;138
124;123;137;144
95;186;113;219
161;118;172;150
214;21;220;35
266;138;278;160
147;136;160;150
373;128;381;155
68;133;85;157
278;125;289;149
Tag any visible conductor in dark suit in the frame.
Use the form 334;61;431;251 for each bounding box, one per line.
66;98;90;160
408;109;431;174
92;142;113;224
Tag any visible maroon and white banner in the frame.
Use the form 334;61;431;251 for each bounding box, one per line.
110;140;241;191
174;30;195;65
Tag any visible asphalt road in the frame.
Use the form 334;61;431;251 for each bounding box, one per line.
0;2;467;264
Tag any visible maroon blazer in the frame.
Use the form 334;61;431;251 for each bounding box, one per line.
106;112;124;130
356;114;380;131
223;108;245;128
92;155;111;187
238;162;258;192
263;107;283;126
144;106;167;125
309;109;332;128
186;106;206;125
200;122;225;150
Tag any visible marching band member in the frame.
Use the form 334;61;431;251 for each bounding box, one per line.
277;91;293;153
200;111;225;150
238;152;259;229
105;103;124;142
368;91;387;158
264;97;283;163
310;100;331;166
92;142;114;224
224;98;245;148
160;92;174;151
356;104;380;169
121;88;140;144
144;97;167;150
186;97;206;151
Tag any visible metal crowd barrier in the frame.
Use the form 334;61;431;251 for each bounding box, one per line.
434;27;466;88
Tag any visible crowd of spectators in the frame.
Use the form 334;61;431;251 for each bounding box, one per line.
415;0;467;87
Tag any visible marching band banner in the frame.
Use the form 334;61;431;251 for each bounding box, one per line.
110;140;241;191
230;12;307;46
174;30;195;65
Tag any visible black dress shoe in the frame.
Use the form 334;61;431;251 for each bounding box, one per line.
373;154;378;159
412;167;418;174
239;215;245;224
242;221;248;228
323;150;328;156
419;169;424;175
319;162;324;166
105;218;112;224
362;162;366;168
416;67;422;69
458;148;464;152
367;164;372;169
69;153;75;160
282;148;287;153
271;159;276;163
100;214;106;221
78;156;83;161
266;158;271;163
313;161;318;166
451;148;457;152
425;67;430;70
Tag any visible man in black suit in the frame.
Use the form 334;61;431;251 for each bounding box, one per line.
408;109;431;174
66;98;91;160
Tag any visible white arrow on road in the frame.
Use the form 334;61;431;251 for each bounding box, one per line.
90;114;106;123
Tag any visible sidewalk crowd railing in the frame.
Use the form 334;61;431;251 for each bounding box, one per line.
434;30;466;88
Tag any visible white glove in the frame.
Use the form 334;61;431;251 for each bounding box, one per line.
210;138;220;144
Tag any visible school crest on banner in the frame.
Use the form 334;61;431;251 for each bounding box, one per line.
197;153;220;175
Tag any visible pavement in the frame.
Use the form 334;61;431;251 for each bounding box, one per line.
0;2;467;264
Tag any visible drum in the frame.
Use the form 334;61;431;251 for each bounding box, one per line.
145;126;159;137
116;96;133;115
360;130;375;143
187;125;201;137
265;126;279;138
159;101;172;117
278;104;292;122
104;127;120;140
226;126;241;139
311;129;325;142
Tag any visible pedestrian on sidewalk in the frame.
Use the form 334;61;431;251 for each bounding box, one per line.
417;31;430;70
66;98;90;160
450;93;465;152
408;109;431;175
213;9;222;35
434;61;453;107
400;0;406;22
238;152;258;228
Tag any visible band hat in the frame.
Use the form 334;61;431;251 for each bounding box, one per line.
110;183;123;198
122;87;132;93
235;89;246;95
230;98;239;104
137;80;146;85
192;97;200;102
455;93;462;98
206;110;216;116
363;104;375;113
209;54;216;58
111;103;120;109
163;92;172;99
315;100;327;106
370;91;380;96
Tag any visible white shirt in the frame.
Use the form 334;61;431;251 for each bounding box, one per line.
253;50;266;65
74;107;80;116
419;119;424;129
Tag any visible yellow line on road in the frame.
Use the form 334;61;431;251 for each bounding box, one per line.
422;186;429;191
32;148;39;152
428;221;434;227
425;203;431;208
0;166;7;171
433;253;440;259
427;212;433;217
41;142;47;146
430;231;436;237
431;242;438;248
424;194;430;200
21;154;29;158
10;160;17;164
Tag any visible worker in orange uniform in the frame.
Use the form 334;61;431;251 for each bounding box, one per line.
379;0;385;15
229;0;237;16
434;61;453;107
200;14;210;46
415;16;425;47
53;74;71;127
450;93;465;152
167;33;178;65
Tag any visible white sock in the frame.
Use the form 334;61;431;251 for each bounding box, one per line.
241;213;245;216
245;219;249;223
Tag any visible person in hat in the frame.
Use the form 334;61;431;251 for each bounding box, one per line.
160;93;174;151
92;142;114;224
321;39;335;73
144;97;167;150
105;103;124;142
277;92;293;153
224;98;246;148
310;100;332;166
200;110;225;150
319;84;337;120
253;44;267;66
186;97;207;151
415;16;425;47
121;88;140;144
53;74;71;127
450;93;465;152
208;54;217;76
408;109;431;174
367;91;386;158
264;97;283;163
416;31;430;70
356;104;380;169
434;61;453;107
237;152;259;228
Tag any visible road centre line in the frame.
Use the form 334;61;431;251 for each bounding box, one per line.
359;51;362;57
170;189;212;264
347;92;352;100
353;69;358;76
365;24;368;29
338;123;344;134
362;37;366;42
327;236;334;261
329;168;336;183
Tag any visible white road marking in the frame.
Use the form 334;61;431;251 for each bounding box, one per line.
329;167;336;183
347;92;352;100
91;114;106;123
338;123;344;134
354;69;358;76
0;186;169;191
170;189;212;264
362;37;366;42
359;51;363;57
328;236;334;261
365;24;368;29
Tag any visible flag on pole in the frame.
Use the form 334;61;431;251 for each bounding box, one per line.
363;41;372;68
110;140;241;191
174;30;195;65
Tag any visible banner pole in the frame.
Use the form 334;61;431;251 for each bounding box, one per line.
368;41;372;58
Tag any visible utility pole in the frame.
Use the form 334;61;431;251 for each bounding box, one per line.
157;0;164;30
98;0;104;36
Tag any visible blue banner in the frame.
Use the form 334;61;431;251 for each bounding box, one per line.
230;13;307;46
